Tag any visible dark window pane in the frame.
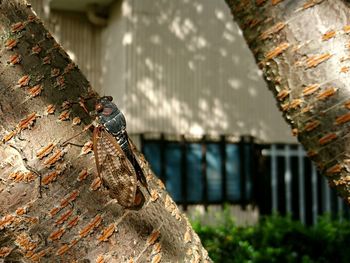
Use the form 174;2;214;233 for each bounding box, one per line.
244;144;253;200
186;143;202;202
165;143;182;202
143;143;161;176
226;144;240;201
207;143;222;202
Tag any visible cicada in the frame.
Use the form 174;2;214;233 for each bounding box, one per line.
62;96;149;209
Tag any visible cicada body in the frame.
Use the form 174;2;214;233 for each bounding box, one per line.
92;96;148;210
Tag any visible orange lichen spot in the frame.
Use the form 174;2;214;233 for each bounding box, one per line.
18;112;37;131
46;104;56;115
289;99;302;109
70;239;79;247
60;190;79;209
28;84;43;98
0;215;16;229
17;75;31;87
0;247;13;257
322;30;336;41
340;66;349;73
2;130;17;143
147;230;161;245
77;169;89;182
272;0;283;5
51;68;60;77
276;89;290;101
344;25;350;34
43;55;51;65
72;117;81;126
8;54;21;65
326;164;342;175
335;113;350;125
302;0;325;10
15;233;37;251
259;22;286;40
49;228;65;241
151;254;162;263
152;242;162;254
55;209;73;225
36;143;55;159
9;171;35;183
56;76;65;87
79;215;103;238
49;207;60;218
44;149;64;167
81;141;93;155
256;0;267;6
90;177;102;191
344;100;350;109
56;244;69;256
306;53;332;68
5;38;18;50
16;207;27;216
301;105;313;114
96;255;105;263
316;87;337;101
265;42;289;60
11;22;25;33
67;216;80;228
28;15;36;22
58;110;70;121
319;133;337;145
61;101;71;110
304;120;320;132
98;224;116;242
42;170;60;185
64;63;76;74
28;249;48;262
302;84;320;96
32;45;41;54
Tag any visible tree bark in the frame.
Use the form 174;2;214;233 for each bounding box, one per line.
225;0;350;204
0;1;210;262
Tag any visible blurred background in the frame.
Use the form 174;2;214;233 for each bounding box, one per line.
29;0;350;261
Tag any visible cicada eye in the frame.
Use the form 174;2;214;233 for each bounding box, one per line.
95;103;104;112
106;96;113;101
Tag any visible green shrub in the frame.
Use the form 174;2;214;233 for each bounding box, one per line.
192;212;350;263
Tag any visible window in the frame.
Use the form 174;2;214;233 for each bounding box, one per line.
141;134;255;206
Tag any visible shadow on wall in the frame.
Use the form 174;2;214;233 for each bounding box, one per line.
101;0;295;143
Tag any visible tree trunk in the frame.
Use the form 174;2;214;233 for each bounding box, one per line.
0;1;210;262
225;0;350;204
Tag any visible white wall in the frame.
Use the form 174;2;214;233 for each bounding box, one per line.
101;0;295;143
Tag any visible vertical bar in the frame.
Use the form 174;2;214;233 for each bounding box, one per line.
271;145;278;212
323;177;331;213
181;135;188;210
338;196;343;220
298;145;306;224
159;133;166;183
239;136;247;209
311;164;318;225
221;135;227;204
201;135;208;209
284;145;292;214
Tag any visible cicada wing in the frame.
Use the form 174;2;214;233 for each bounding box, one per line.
93;127;145;209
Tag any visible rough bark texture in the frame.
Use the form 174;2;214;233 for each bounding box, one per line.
0;1;210;262
225;0;350;204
